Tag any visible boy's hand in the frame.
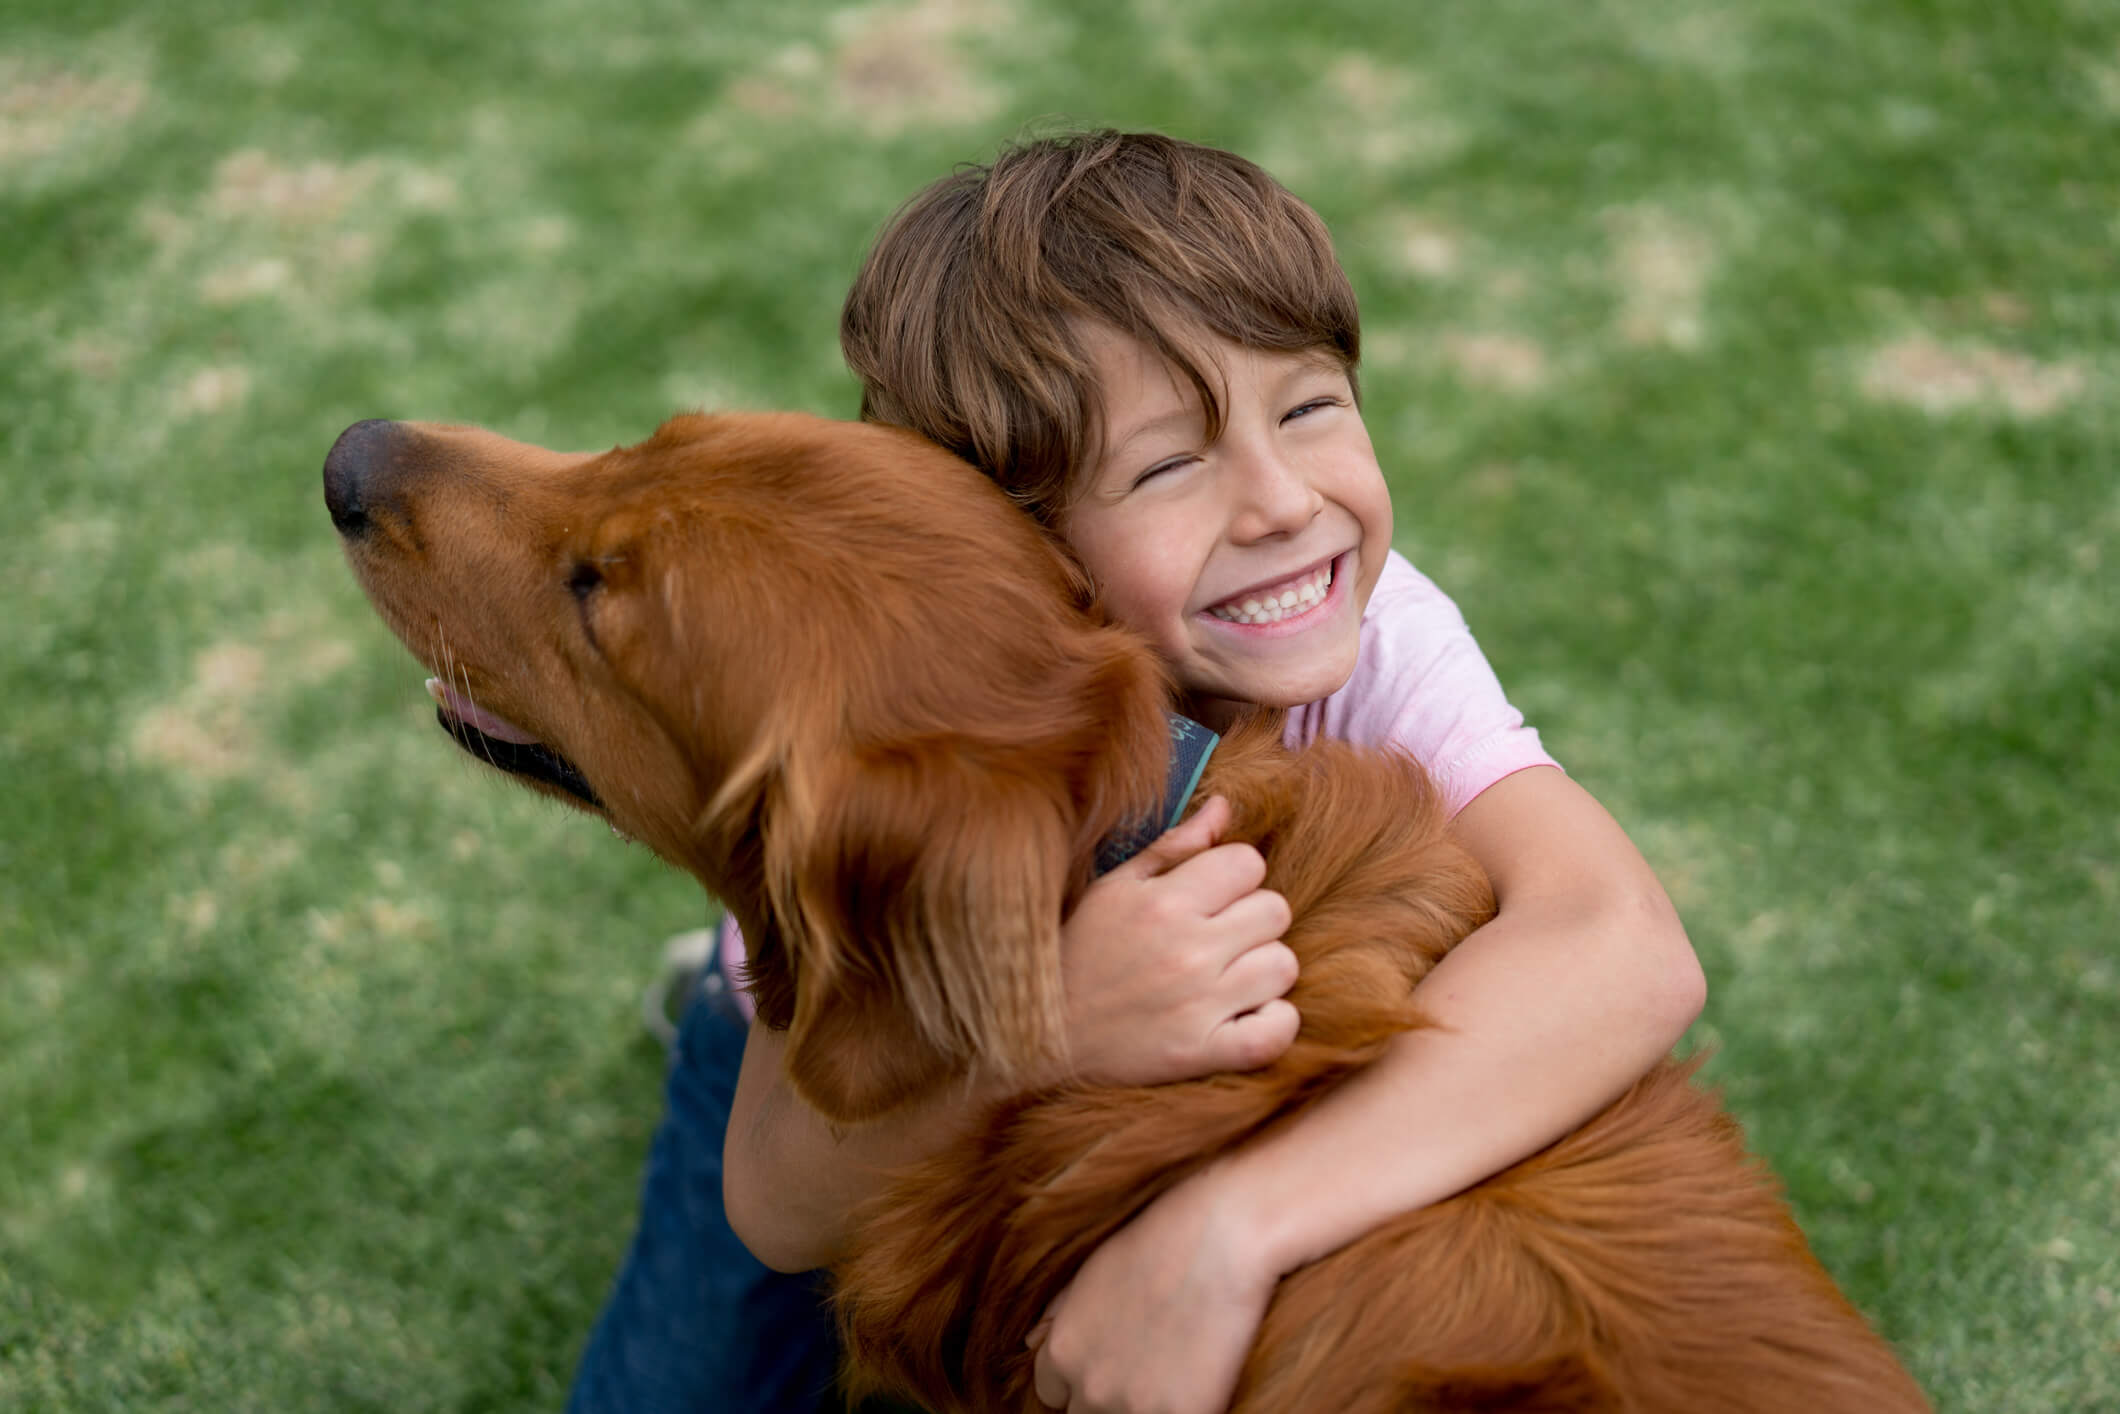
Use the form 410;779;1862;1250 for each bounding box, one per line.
1027;1171;1274;1414
1058;794;1299;1087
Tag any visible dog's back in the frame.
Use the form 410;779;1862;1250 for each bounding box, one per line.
836;725;1928;1413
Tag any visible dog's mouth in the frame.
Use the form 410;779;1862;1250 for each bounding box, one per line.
424;678;604;811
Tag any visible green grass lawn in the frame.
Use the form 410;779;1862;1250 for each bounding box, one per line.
4;0;2115;1408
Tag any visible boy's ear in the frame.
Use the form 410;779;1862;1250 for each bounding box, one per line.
766;740;1075;1125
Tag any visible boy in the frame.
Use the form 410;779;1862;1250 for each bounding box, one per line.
571;130;1704;1414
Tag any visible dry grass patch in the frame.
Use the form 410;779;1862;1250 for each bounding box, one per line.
1320;55;1465;169
127;607;358;789
210;149;384;225
171;363;253;417
1443;330;1548;393
827;0;1009;133
1860;336;2087;418
0;58;147;166
1382;209;1463;280
706;0;1019;143
1606;205;1714;350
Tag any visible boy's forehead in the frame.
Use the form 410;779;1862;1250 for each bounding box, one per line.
1082;321;1342;427
1080;322;1197;394
1077;326;1208;456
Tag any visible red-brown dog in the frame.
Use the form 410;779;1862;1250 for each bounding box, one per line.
327;411;1929;1412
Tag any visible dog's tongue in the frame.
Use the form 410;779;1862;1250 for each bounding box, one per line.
424;677;539;745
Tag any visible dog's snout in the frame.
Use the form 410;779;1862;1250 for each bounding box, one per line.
324;418;411;538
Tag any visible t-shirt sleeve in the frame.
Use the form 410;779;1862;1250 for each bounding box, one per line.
716;912;758;1021
1281;550;1560;817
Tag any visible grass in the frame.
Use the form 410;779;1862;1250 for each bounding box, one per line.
3;0;2115;1408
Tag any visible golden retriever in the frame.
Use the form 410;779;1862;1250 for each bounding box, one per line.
326;411;1928;1413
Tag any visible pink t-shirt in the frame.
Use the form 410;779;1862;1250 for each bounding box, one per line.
716;549;1557;1004
1282;549;1558;816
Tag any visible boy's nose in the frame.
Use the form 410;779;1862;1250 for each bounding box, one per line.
1228;450;1324;541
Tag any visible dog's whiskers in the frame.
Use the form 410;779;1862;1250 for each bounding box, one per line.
436;625;502;772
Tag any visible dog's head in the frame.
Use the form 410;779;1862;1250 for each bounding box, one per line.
326;412;1170;1120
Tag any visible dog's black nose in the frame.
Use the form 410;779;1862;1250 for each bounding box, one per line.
323;418;406;537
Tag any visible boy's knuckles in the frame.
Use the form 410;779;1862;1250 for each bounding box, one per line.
1233;1029;1282;1070
1172;840;1259;895
1259;888;1292;932
1264;940;1299;989
1217;890;1290;949
1213;840;1269;890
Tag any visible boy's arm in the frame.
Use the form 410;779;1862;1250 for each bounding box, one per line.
1029;765;1705;1414
1229;766;1704;1273
724;796;1302;1274
725;1020;1002;1273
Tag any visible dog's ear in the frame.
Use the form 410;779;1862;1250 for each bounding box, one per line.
765;739;1075;1124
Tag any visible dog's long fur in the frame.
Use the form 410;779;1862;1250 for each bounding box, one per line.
329;411;1928;1413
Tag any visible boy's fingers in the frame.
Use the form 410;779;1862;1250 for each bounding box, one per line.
1176;882;1289;973
1212;874;1288;932
1210;998;1301;1071
1126;794;1231;877
1161;842;1270;921
1220;939;1300;1006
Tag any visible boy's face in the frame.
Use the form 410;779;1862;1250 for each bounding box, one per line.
1060;325;1394;727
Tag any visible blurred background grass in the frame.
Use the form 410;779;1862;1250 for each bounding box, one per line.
3;0;2115;1408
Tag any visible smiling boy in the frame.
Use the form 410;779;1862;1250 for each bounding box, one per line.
1062;328;1393;723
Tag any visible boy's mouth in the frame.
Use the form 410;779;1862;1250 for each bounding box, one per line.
1204;559;1336;626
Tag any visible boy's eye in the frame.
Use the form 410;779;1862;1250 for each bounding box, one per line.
1130;455;1195;489
1284;396;1341;422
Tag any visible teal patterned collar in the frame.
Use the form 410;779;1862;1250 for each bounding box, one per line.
1092;713;1221;876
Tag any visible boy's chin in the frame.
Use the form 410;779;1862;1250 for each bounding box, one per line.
1192;661;1360;723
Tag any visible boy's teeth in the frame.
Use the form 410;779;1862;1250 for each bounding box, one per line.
1208;563;1334;625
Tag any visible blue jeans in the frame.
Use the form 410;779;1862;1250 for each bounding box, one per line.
567;974;845;1413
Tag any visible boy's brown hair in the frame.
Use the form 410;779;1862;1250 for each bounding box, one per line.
840;129;1361;523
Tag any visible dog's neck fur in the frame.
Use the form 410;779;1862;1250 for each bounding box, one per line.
674;611;1180;1124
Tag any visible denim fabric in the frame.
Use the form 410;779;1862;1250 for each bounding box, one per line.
567;978;845;1414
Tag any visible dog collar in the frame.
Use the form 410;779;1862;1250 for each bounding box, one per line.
1093;712;1221;876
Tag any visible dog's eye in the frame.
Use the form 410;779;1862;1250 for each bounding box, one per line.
567;562;603;601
